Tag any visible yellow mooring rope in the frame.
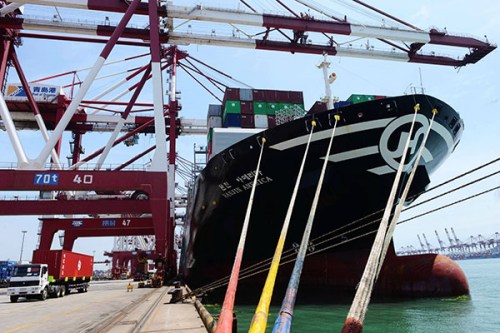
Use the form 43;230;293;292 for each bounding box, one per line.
273;115;340;333
249;120;317;333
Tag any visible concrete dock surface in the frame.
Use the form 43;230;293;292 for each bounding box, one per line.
106;284;208;333
0;280;209;333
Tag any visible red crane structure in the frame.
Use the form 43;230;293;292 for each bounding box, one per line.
0;0;495;285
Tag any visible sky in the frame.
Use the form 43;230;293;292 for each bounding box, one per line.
0;1;499;265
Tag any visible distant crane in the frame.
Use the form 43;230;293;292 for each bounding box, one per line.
399;228;500;259
422;233;433;252
451;227;461;246
444;228;455;247
493;232;500;247
417;234;426;253
435;230;446;251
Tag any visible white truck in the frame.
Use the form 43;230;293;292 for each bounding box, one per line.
7;250;93;303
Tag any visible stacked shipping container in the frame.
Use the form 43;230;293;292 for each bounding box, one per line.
307;94;386;114
206;87;305;160
206;91;386;160
0;261;16;286
221;88;304;129
346;94;386;104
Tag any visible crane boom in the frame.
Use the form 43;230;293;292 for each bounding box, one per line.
434;230;445;251
422;233;433;252
417;234;426;252
451;227;461;245
2;1;496;67
444;228;455;247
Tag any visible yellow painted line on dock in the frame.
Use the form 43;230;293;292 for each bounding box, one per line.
2;304;90;333
3;323;35;333
63;304;89;315
2;315;53;333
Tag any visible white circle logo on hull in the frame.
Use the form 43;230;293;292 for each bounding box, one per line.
379;114;430;171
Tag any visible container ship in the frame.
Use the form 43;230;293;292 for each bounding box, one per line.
179;87;469;303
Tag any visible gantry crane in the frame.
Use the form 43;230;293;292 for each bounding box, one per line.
434;230;446;252
417;234;426;253
422;233;433;253
444;228;455;247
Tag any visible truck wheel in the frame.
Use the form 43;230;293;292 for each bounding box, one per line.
131;190;149;200
39;287;48;301
59;287;65;298
10;296;19;303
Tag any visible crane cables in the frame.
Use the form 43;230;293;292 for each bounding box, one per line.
215;137;267;333
249;120;317;333
181;154;500;300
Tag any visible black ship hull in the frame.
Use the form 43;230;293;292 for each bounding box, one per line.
180;94;468;302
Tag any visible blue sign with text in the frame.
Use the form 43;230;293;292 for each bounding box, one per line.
34;173;59;185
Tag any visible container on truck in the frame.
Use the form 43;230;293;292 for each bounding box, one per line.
0;261;16;287
7;250;93;302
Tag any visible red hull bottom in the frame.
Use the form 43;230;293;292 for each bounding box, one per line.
208;248;469;304
291;249;469;300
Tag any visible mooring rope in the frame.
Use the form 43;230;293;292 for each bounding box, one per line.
181;181;499;303
181;163;500;301
180;130;500;302
376;108;438;278
272;115;340;333
215;137;267;333
375;108;438;281
342;104;421;333
248;120;317;333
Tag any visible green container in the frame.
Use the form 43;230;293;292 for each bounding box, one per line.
347;94;375;104
224;100;241;115
292;103;305;113
267;102;279;115
253;101;268;115
207;128;213;142
277;102;292;114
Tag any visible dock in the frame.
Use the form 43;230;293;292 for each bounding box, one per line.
0;280;208;333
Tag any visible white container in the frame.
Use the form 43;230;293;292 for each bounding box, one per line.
207;116;222;129
211;127;263;158
254;114;269;128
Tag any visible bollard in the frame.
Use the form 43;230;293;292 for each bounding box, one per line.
169;281;183;303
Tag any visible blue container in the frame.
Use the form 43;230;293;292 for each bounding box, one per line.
0;261;16;280
334;101;352;109
223;114;241;127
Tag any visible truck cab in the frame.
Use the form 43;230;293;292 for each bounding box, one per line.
7;264;57;302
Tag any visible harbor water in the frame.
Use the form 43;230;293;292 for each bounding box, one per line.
215;258;499;332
